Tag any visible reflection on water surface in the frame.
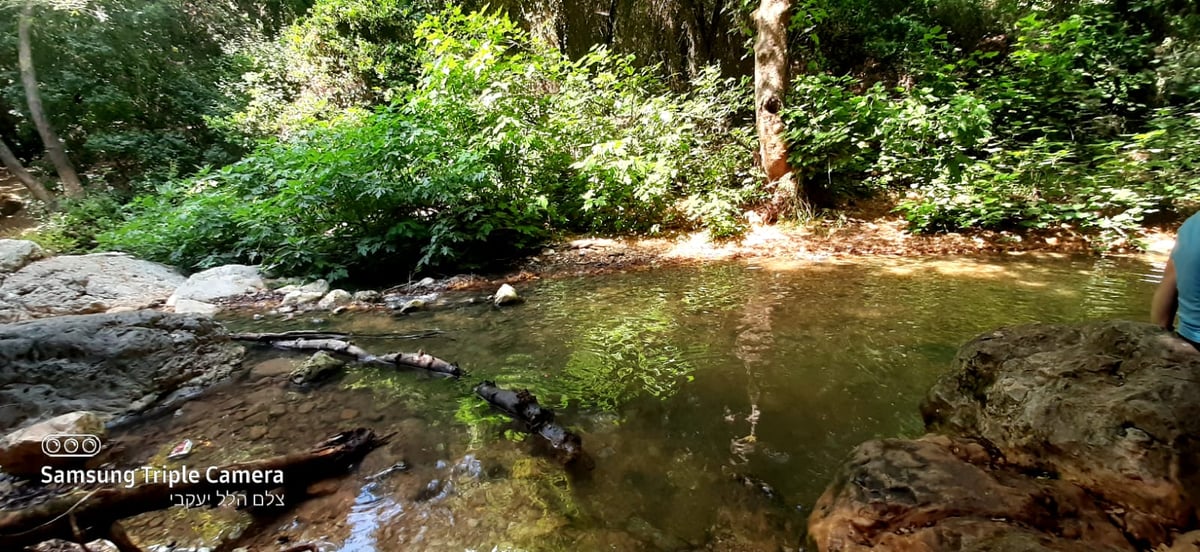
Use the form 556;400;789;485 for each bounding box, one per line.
119;255;1162;551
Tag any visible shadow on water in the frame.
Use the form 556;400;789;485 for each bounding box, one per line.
116;254;1162;551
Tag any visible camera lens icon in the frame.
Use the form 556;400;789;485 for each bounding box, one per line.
42;434;102;458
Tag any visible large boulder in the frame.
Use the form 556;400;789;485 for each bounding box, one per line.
0;253;185;318
0;310;244;431
0;239;44;273
808;435;1132;552
922;321;1200;544
167;264;265;306
810;321;1200;551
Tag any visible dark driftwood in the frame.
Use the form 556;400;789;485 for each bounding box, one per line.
0;429;384;550
474;381;588;466
240;336;464;378
231;329;444;342
376;351;462;377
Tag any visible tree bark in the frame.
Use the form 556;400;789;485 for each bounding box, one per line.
18;2;85;198
0;136;56;206
753;0;799;221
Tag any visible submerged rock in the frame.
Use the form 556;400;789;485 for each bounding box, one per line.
168;264;265;306
0;310;245;431
0;239;44;273
809;321;1200;551
290;351;346;385
0;253;185;319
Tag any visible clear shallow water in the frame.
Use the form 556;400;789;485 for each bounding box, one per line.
118;255;1163;551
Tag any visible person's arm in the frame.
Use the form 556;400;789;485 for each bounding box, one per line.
1152;257;1179;331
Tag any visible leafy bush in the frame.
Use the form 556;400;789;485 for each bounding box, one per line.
23;195;128;254
103;8;754;279
783;0;1200;247
215;0;441;141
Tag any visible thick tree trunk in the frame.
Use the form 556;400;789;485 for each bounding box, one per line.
753;0;799;221
0;136;56;206
18;2;85;198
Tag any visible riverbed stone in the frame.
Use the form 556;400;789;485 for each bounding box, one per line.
0;310;245;431
247;425;268;441
289;351;346;385
277;279;329;296
353;290;382;303
493;283;522;306
0;239;44;273
317;289;352;310
167;264;265;306
173;298;219;315
810;321;1200;551
281;290;324;307
0;253;185;317
0;411;107;477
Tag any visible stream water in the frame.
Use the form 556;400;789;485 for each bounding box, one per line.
113;254;1164;551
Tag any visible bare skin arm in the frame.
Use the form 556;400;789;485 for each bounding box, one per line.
1152;257;1179;331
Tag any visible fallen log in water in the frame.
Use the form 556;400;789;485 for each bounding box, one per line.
240;335;464;378
474;381;589;467
231;329;444;342
0;429;384;550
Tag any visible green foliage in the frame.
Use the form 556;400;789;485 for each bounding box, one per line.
22;194;128;253
213;0;439;141
103;9;753;279
0;0;296;183
783;0;1200;247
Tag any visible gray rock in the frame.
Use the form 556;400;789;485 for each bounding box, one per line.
0;411;106;477
278;279;329;296
416;277;436;287
289;351;346;385
0;253;185;317
353;290;382;303
0;240;44;273
397;298;425;314
173;299;219;315
317;289;352;310
493;283;522;306
281;290;323;307
0;311;244;431
167;264;264;306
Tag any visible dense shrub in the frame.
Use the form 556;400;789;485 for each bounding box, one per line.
102;9;755;280
783;0;1200;247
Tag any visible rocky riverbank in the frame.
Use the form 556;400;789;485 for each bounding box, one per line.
807;320;1200;551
